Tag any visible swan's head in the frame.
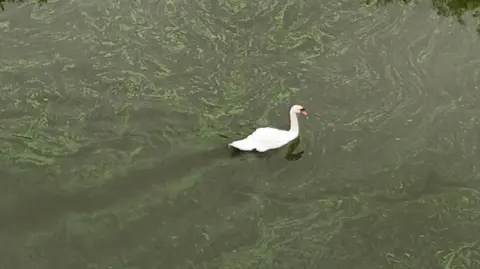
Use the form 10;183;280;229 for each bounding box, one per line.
291;105;307;116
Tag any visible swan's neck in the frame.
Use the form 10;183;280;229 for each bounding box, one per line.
288;110;299;134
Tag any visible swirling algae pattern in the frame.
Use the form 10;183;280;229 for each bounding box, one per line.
1;0;480;268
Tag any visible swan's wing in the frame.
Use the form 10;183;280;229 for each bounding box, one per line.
249;127;293;150
229;128;279;151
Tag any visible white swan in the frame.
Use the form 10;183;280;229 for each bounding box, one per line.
228;105;307;152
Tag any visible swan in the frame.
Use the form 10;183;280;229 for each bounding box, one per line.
228;105;307;152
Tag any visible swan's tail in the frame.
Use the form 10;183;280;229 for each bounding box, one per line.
228;138;256;151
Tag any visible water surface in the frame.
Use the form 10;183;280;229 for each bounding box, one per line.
1;0;480;268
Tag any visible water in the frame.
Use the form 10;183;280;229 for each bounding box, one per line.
1;0;480;268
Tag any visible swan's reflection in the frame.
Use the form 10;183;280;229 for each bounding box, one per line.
229;137;304;161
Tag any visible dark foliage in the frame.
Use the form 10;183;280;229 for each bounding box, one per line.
0;0;47;11
367;0;480;20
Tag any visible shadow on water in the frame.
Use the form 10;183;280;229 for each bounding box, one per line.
0;136;305;235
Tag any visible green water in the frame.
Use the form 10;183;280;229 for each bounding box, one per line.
1;0;480;268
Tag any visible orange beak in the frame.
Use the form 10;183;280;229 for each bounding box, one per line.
300;110;307;116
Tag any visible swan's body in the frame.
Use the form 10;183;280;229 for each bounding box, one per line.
228;105;307;152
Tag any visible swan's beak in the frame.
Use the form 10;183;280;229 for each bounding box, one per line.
300;110;307;116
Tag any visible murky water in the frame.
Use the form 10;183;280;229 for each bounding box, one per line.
1;0;480;268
